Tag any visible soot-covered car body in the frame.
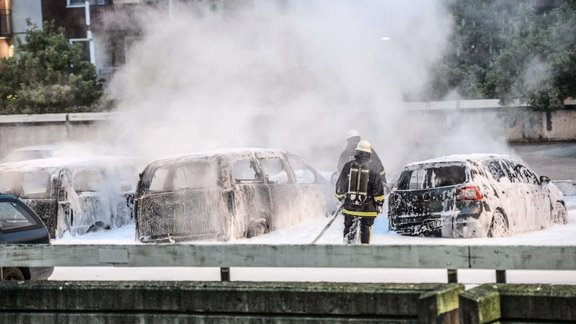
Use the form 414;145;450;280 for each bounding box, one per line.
0;156;139;238
388;154;568;238
0;193;53;280
135;148;327;243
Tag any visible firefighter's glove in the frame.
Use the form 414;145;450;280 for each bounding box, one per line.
376;205;383;214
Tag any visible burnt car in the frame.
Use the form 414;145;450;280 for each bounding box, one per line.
0;156;139;238
135;148;327;242
388;154;568;238
0;193;54;280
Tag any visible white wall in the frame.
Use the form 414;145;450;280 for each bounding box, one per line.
11;0;42;41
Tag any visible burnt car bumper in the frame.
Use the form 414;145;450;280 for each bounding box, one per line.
390;203;487;238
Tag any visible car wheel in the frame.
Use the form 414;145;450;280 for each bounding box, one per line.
553;202;568;225
246;218;269;238
2;267;26;281
488;209;509;238
87;221;110;233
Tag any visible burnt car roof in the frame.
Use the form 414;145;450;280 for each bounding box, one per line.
404;153;521;168
0;155;141;172
143;148;288;167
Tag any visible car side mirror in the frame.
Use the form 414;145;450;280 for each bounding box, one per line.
540;175;550;184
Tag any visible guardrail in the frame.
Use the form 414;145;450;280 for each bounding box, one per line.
2;244;575;283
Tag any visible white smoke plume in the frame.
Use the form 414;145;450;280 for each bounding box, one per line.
101;0;509;177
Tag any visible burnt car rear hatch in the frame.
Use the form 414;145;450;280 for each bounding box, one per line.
389;164;467;236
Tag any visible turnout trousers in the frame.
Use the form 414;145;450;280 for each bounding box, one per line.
343;214;375;244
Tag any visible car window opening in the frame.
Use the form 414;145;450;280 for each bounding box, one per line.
259;158;289;184
397;165;466;190
232;159;259;183
73;170;105;193
149;162;218;192
0;171;51;198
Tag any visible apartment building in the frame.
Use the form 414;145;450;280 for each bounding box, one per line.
1;0;42;58
2;0;258;81
2;0;152;82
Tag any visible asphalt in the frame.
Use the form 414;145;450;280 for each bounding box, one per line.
511;142;576;180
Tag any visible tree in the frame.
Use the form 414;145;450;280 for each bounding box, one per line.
0;20;103;114
427;1;576;109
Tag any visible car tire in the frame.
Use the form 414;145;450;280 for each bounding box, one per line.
553;202;568;225
87;221;110;233
488;209;509;238
246;218;269;238
2;267;26;281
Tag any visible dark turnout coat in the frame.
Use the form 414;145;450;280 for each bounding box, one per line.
335;154;385;217
337;138;386;180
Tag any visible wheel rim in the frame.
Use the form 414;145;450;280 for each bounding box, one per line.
489;211;508;237
554;203;568;225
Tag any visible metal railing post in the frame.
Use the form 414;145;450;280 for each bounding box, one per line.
220;267;230;282
496;270;506;283
447;269;458;283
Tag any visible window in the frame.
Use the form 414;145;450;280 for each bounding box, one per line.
500;160;520;183
73;170;104;192
429;166;466;187
148;162;217;192
68;0;85;6
232;159;259;183
397;169;426;190
149;168;169;192
0;171;50;197
68;0;110;7
259;158;289;184
397;165;466;190
522;167;540;185
486;160;507;181
0;202;35;230
22;171;51;196
69;39;91;62
171;162;217;190
510;162;539;185
287;155;316;184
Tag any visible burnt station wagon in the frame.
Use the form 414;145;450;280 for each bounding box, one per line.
135;148;327;242
0;156;139;238
388;154;567;238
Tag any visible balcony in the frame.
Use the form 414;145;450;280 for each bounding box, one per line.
67;0;111;7
0;9;11;37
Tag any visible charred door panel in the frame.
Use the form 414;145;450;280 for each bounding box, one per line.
285;155;327;225
266;183;297;231
257;155;294;232
137;188;223;242
232;183;273;238
288;183;326;225
23;199;58;238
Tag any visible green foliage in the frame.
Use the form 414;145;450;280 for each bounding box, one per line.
0;20;103;114
427;1;576;109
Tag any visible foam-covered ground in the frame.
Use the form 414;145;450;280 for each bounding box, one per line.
49;196;576;284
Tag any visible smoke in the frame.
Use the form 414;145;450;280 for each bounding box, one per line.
101;0;507;177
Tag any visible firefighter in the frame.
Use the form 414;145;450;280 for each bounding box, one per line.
335;140;385;244
336;129;388;186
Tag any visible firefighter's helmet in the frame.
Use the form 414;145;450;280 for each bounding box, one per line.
346;129;360;139
356;140;371;153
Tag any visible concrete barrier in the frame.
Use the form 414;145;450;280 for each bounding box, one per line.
459;284;576;323
0;281;463;323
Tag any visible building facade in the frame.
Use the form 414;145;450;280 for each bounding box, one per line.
2;0;151;82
